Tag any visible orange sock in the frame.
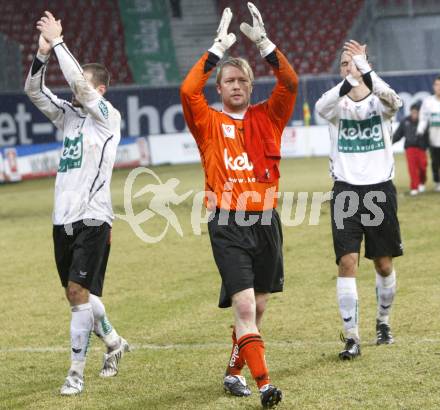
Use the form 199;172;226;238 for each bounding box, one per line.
226;327;245;376
237;333;270;389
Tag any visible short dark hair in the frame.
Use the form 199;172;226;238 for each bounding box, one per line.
435;75;440;82
82;63;110;88
410;100;421;111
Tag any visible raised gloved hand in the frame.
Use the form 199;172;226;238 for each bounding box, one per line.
239;2;275;57
208;7;236;58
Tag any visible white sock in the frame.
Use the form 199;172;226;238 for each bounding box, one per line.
337;277;359;341
70;303;93;377
376;270;396;324
70;360;86;376
89;294;120;350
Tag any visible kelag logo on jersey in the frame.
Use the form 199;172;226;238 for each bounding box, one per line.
58;134;83;172
338;115;384;153
224;148;253;171
430;112;440;127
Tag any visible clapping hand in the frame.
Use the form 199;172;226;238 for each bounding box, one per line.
38;34;51;55
36;11;62;43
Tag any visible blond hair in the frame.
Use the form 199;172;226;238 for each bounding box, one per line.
216;57;254;84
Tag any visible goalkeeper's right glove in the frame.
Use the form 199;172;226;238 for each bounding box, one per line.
208;7;236;59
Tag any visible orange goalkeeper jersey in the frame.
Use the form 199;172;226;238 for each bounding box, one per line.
180;49;298;211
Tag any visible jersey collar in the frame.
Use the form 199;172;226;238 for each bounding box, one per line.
221;107;248;120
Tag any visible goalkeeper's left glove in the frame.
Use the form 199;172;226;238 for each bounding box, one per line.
239;2;275;58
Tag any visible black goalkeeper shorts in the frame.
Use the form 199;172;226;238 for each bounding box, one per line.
53;220;111;296
208;209;284;308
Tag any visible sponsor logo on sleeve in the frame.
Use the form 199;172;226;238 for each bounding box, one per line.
338;115;385;153
98;99;109;119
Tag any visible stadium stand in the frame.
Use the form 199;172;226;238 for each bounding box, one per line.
372;0;440;17
0;0;133;88
0;0;368;87
119;0;180;85
0;33;22;91
357;0;440;72
4;0;434;88
217;0;364;76
170;0;219;79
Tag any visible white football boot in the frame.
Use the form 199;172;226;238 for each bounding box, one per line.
99;337;130;377
60;370;84;396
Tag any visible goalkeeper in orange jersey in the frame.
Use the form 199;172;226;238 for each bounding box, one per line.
181;3;298;407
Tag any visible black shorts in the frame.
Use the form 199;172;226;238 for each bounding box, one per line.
331;180;403;265
208;209;284;308
53;220;111;296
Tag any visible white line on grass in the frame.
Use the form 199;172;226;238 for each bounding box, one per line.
1;338;440;354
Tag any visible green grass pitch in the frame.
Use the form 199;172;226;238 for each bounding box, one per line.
1;154;440;409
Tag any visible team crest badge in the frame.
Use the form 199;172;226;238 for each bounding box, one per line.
222;124;235;139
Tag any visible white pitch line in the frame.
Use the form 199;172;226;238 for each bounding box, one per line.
1;338;440;354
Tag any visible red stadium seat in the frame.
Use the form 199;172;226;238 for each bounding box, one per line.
0;0;133;87
218;0;365;75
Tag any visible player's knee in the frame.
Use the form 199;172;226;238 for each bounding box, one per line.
374;257;393;276
338;253;357;276
65;282;88;304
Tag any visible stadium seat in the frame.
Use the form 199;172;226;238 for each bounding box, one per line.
218;0;365;75
0;0;133;87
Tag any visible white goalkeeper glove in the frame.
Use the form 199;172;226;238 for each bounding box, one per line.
239;2;275;58
208;7;236;59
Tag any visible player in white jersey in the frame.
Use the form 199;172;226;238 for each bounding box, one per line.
315;40;403;360
417;75;440;191
24;11;129;395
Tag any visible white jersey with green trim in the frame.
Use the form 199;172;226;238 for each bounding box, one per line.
315;72;402;185
24;39;121;226
417;95;440;147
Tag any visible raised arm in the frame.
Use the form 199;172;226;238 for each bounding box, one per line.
239;2;298;131
37;11;114;128
265;50;298;129
180;52;218;143
364;70;402;119
315;76;359;123
417;98;430;136
345;40;402;119
180;8;236;143
315;81;344;123
24;34;66;130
